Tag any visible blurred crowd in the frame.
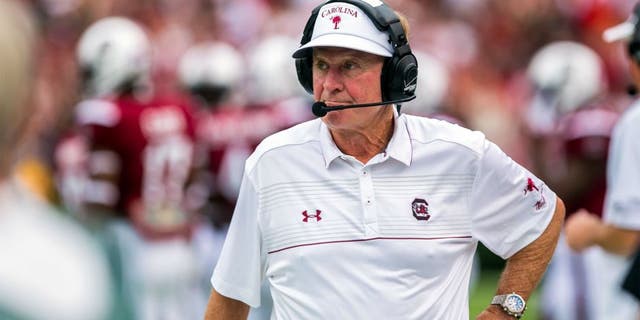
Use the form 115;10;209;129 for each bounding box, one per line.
19;0;638;180
2;0;639;319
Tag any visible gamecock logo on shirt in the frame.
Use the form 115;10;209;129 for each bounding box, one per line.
412;198;430;221
523;177;547;211
523;178;539;195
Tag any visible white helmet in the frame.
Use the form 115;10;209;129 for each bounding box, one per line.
178;41;244;105
402;51;450;116
247;35;306;103
76;17;150;98
527;41;606;115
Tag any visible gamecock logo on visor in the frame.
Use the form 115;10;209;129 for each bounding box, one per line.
412;198;430;221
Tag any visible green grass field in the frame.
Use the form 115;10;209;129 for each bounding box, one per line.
469;269;541;319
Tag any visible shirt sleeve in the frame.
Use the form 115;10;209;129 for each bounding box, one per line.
211;171;265;307
604;108;640;229
470;139;557;259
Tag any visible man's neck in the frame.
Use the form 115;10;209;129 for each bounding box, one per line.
330;114;395;164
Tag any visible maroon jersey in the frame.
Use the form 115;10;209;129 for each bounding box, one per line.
54;130;90;216
196;97;311;225
77;95;198;239
557;106;619;218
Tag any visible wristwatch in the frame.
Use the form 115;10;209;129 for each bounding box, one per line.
491;293;526;319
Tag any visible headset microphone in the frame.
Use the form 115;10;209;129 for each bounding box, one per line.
311;96;416;117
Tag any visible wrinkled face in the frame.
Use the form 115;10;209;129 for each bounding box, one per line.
312;47;388;130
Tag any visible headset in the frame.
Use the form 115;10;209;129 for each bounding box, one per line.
629;2;640;64
629;30;640;65
294;0;418;104
626;4;640;96
628;31;640;96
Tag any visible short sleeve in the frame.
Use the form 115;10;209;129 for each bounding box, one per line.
211;172;265;307
75;99;121;150
604;108;640;229
470;139;557;259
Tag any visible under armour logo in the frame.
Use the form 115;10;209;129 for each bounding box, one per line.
331;16;341;29
302;209;322;222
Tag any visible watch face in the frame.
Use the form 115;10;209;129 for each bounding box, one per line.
505;294;525;313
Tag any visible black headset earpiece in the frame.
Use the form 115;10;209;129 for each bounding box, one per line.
294;0;418;101
381;48;418;101
628;39;640;65
295;57;314;95
628;5;640;66
295;3;323;94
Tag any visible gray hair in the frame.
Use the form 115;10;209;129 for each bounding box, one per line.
0;0;37;177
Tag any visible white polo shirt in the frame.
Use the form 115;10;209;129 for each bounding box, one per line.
603;101;640;229
212;112;556;319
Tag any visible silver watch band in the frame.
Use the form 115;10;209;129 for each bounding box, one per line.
491;293;525;319
491;294;506;305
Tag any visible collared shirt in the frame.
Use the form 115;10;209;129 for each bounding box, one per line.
604;101;640;229
212;112;556;319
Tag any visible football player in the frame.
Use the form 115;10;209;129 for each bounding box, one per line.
68;16;203;320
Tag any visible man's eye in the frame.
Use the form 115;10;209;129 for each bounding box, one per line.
343;62;357;70
316;61;328;70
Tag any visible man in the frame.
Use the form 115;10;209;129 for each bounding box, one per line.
206;0;564;319
68;16;205;320
0;1;112;319
542;105;620;320
565;2;640;317
178;39;311;319
522;40;620;320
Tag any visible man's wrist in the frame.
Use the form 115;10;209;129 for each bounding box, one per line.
482;305;519;319
490;293;526;318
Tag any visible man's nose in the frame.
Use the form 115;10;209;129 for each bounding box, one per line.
322;68;344;92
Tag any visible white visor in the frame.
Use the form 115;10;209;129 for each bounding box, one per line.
603;20;636;43
603;5;638;44
293;2;394;58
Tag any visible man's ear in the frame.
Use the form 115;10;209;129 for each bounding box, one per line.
629;59;640;83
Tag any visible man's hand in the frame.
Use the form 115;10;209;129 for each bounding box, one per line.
564;208;601;252
476;305;518;319
565;208;640;256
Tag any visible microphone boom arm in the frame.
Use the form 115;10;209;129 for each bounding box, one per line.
312;95;416;117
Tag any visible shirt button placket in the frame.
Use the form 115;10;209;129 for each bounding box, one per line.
359;168;377;235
